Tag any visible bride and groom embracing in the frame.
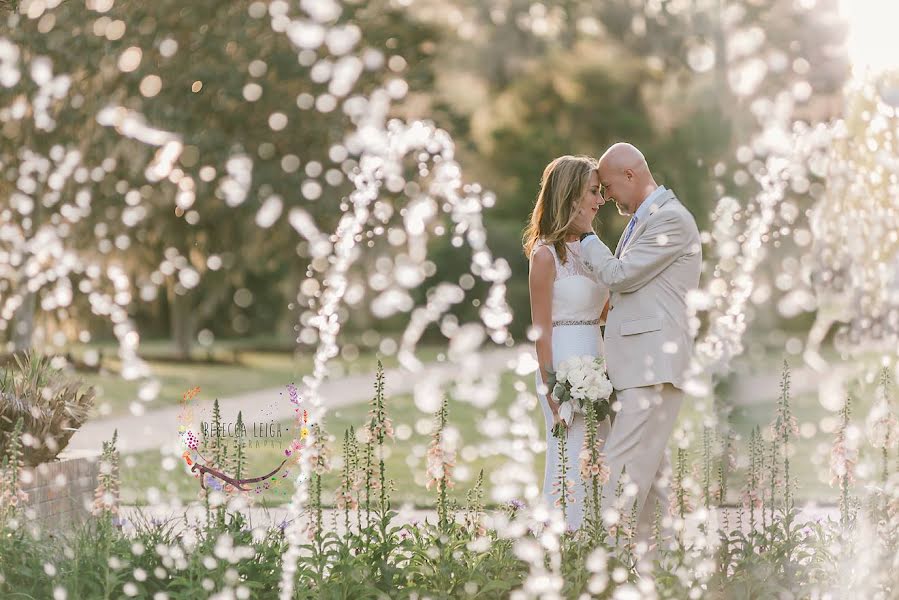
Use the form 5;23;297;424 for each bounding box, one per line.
524;143;702;540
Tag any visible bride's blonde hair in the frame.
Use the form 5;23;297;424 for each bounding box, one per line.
522;154;598;265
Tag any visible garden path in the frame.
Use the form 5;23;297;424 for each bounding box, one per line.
66;346;522;455
66;344;845;456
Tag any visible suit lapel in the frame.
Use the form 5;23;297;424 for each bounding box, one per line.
619;190;677;256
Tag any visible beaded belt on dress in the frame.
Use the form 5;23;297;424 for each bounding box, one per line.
552;318;601;327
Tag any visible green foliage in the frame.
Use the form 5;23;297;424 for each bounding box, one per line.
1;0;851;349
3;360;899;598
0;416;27;523
430;394;452;529
92;429;121;518
1;0;441;351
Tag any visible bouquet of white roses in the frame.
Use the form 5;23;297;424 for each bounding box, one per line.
545;355;613;438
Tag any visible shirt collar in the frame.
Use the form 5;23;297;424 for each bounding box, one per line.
632;185;666;221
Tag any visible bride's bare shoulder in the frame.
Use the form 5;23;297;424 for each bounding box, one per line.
530;243;553;262
529;244;555;274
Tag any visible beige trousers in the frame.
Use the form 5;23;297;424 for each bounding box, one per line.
601;383;683;540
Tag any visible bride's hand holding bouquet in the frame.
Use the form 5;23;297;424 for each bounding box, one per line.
545;355;612;438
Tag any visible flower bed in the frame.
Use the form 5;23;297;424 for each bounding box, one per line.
0;362;896;599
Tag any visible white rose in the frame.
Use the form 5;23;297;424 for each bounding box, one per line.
573;367;589;385
598;379;613;399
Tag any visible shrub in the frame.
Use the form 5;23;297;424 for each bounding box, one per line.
0;351;96;466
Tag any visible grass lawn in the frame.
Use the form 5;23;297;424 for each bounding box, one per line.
691;392;842;504
120;370;524;508
67;336;444;417
121;362;848;509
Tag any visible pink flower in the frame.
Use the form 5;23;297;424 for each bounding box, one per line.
312;452;330;476
351;469;365;491
92;488;118;516
299;517;316;541
366;413;395;441
668;490;694;517
426;436;455;490
551;479;576;507
181;429;199;450
0;488;27;509
578;438;610;484
335;490;358;511
771;414;799;439
608;522;632;539
741;489;763;511
869;414;898;450
829;434;858;486
464;510;487;537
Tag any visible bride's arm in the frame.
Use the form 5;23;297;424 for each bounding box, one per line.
529;246;559;417
600;297;610;325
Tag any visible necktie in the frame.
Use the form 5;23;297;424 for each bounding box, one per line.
616;216;638;257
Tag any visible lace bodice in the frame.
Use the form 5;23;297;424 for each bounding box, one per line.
533;240;609;322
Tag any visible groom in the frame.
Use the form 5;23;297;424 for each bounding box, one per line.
578;143;701;540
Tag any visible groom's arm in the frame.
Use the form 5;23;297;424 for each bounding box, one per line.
581;212;689;293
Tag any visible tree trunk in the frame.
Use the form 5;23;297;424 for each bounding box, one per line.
168;278;230;359
11;289;36;352
168;281;193;359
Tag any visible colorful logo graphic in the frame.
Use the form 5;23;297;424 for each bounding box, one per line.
176;384;309;495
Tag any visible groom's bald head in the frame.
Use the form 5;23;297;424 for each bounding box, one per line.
599;143;648;173
597;143;657;216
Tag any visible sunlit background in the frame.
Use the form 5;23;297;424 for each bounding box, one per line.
840;0;899;72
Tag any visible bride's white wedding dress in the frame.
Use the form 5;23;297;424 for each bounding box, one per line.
533;239;611;531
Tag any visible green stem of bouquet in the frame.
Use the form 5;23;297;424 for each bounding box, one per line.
556;425;569;525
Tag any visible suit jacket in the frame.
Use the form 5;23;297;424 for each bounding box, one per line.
582;189;701;391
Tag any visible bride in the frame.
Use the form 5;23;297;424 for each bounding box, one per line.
523;154;611;531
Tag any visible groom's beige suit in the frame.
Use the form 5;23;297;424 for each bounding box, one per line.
581;186;701;538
